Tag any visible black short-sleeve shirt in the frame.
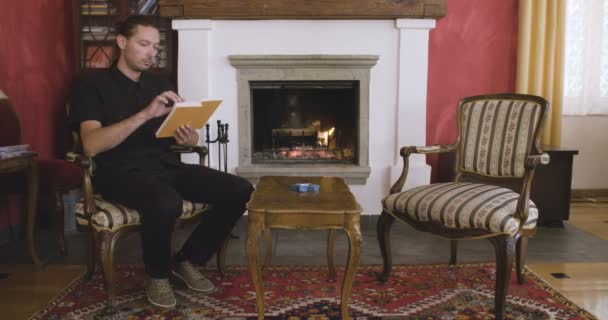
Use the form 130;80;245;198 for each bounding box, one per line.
69;66;179;173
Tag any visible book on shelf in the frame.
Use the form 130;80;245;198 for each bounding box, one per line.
81;26;116;41
82;33;116;41
80;0;115;15
81;7;116;15
137;0;158;14
155;99;222;138
81;26;113;32
80;27;163;41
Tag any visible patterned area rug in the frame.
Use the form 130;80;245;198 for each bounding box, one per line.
31;263;596;320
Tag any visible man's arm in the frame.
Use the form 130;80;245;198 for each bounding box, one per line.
80;90;182;157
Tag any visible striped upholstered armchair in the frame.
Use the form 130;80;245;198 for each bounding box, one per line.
67;140;228;307
377;94;549;320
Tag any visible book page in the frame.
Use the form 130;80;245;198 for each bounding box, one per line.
155;99;222;138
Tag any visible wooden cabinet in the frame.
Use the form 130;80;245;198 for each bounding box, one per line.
437;146;578;227
73;0;175;78
529;146;578;226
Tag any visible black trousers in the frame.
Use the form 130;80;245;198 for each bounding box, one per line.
93;162;254;278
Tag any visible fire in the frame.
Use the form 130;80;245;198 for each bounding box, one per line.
317;127;336;147
278;150;333;159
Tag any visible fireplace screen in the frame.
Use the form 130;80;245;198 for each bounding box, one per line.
251;81;359;164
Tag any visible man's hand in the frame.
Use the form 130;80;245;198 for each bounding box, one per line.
142;90;183;120
175;124;199;146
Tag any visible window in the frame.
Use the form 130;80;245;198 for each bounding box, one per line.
563;0;608;115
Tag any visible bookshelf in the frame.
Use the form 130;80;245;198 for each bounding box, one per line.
74;0;175;78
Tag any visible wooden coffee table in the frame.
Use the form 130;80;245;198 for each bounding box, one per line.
246;176;362;320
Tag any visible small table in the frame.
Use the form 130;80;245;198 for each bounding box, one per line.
531;145;579;226
246;176;362;320
0;152;40;266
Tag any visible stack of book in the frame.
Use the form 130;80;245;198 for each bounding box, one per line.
81;27;163;41
0;145;31;159
81;1;115;15
81;26;115;41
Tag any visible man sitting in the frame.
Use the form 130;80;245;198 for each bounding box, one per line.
69;15;254;308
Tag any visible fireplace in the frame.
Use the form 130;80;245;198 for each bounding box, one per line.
230;55;377;183
251;80;358;164
172;19;435;212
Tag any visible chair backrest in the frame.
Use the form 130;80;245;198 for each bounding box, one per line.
455;94;548;182
0;90;22;147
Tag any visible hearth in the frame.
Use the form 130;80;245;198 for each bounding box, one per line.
251;81;358;164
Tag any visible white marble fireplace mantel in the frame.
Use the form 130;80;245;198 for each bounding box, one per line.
173;18;434;215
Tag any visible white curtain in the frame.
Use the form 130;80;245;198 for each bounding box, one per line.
563;0;608;115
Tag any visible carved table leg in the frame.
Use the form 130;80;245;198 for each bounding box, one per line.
246;211;265;320
262;228;272;275
26;160;41;267
341;213;361;320
327;229;336;280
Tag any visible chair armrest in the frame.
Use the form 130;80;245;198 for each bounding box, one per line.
389;144;457;194
170;145;209;166
515;153;550;228
525;153;550;169
66;151;96;218
66;152;91;170
402;144;457;156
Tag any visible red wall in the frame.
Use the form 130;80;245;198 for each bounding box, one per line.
0;1;75;230
0;1;75;158
427;0;519;180
0;0;518;231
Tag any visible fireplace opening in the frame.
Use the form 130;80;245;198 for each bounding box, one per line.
251;81;359;164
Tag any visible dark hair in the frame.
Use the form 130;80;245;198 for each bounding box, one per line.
116;15;158;38
112;15;159;62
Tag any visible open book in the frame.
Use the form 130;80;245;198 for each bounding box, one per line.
155;99;222;138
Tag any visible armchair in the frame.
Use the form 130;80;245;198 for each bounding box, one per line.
377;94;549;320
67;136;229;307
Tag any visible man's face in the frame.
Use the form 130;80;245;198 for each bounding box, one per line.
118;25;160;72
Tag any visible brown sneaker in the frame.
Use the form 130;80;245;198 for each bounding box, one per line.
171;261;215;292
145;276;176;308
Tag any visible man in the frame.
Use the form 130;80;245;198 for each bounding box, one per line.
69;15;254;308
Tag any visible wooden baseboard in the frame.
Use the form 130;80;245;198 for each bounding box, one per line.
571;189;608;200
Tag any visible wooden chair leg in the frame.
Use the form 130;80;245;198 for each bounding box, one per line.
515;235;528;285
488;234;515;320
376;211;395;282
54;191;67;256
84;229;97;280
449;240;458;265
98;231;118;307
216;236;229;278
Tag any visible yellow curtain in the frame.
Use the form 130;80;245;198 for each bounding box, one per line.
516;0;566;146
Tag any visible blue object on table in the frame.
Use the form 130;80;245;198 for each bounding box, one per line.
290;183;320;192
